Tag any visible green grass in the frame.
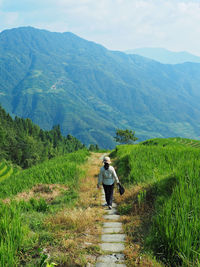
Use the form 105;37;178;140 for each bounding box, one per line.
113;138;200;266
0;149;89;267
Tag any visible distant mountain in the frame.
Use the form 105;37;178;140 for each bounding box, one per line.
125;47;200;64
1;27;200;148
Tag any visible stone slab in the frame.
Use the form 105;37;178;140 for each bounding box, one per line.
96;263;126;267
102;227;123;234
100;242;125;252
97;254;125;263
101;234;126;242
95;262;126;267
103;215;120;220
105;208;118;215
103;222;122;228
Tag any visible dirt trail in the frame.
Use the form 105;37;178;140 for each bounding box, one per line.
77;152;109;265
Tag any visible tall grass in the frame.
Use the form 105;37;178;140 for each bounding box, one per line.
0;202;25;267
115;144;199;184
114;140;200;265
149;159;200;266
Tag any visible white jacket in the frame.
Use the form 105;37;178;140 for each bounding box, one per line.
98;165;119;186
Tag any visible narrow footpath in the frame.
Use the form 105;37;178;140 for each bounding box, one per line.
95;154;126;266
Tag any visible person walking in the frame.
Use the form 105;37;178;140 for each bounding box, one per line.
97;156;119;209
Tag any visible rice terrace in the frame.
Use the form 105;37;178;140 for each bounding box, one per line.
1;134;200;266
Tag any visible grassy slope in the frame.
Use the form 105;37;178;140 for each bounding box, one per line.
112;137;200;266
0;150;95;266
0;151;88;199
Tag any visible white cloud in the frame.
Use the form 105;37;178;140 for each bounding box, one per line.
47;0;200;54
0;10;19;29
1;0;200;55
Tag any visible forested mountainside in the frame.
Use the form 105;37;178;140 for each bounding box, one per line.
0;105;84;168
1;27;200;148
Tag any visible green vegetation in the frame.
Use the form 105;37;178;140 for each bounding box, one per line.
1;27;200;148
0;149;89;267
0;105;85;168
113;138;200;266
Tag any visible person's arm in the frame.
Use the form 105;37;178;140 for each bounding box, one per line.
111;167;119;183
97;168;103;188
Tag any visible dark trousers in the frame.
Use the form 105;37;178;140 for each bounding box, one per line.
103;183;114;206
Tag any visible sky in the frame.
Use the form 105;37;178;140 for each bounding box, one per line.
1;0;200;55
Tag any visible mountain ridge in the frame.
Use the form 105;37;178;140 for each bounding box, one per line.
125;47;200;64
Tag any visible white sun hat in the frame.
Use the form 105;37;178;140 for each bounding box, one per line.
103;156;111;164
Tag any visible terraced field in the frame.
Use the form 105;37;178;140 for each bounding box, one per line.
141;137;200;149
0;162;16;182
176;137;200;148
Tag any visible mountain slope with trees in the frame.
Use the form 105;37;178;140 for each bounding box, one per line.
0;105;84;168
1;27;200;148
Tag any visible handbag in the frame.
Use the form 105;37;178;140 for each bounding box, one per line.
118;183;125;195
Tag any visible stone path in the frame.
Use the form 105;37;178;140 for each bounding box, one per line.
96;189;126;266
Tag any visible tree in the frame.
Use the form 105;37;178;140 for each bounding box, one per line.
88;144;99;151
114;129;138;144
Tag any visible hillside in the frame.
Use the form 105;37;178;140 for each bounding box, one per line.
1;27;200;147
125;47;200;64
0;105;84;168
